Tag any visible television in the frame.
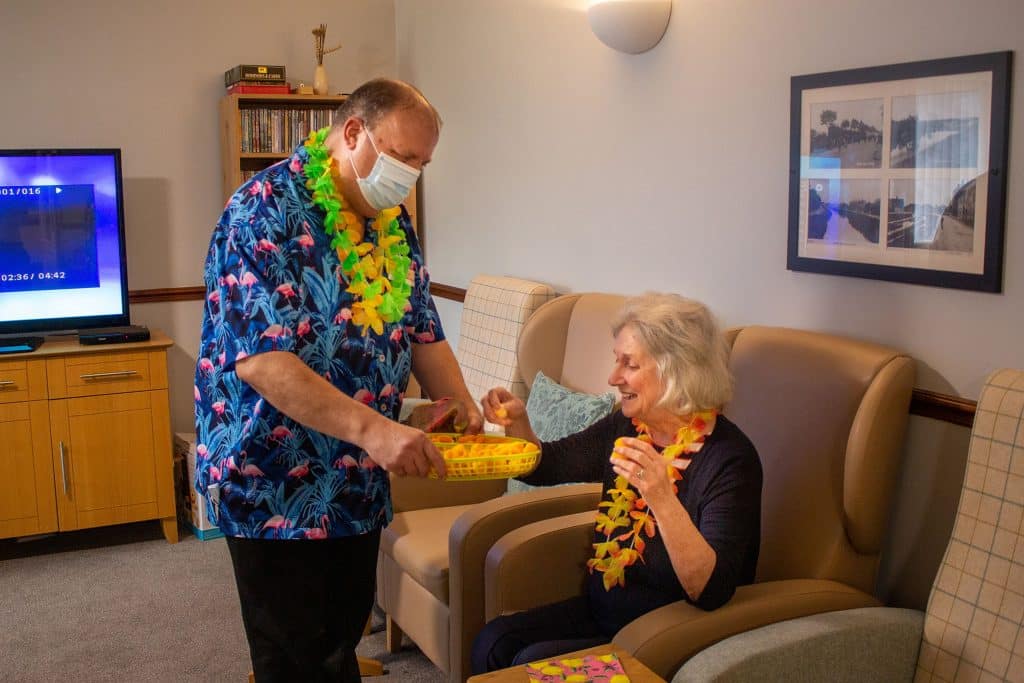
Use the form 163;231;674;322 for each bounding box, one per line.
0;149;130;350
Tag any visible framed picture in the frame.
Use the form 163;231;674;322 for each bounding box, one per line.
787;51;1012;292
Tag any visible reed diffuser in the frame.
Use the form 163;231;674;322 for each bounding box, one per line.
312;24;342;95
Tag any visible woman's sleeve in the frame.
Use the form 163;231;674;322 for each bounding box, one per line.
518;412;621;486
692;440;764;611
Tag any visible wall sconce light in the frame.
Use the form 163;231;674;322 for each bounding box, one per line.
587;0;672;54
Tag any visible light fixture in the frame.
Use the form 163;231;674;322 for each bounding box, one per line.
587;0;672;54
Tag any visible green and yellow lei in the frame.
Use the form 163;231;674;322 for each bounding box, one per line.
303;127;413;335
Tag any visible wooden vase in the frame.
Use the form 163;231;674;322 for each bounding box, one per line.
313;65;329;95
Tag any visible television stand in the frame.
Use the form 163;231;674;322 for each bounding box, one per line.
0;336;44;355
0;330;178;543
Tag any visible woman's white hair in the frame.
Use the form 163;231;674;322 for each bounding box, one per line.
611;292;733;414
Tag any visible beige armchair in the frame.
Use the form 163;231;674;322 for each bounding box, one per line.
671;368;1024;682
377;292;622;682
483;319;916;680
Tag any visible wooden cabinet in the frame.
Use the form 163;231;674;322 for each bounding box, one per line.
0;357;53;538
0;333;177;543
218;93;418;232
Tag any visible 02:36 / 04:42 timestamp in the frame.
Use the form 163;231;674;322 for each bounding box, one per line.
0;271;66;282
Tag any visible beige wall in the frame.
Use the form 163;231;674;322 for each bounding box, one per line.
395;0;1022;609
0;0;397;432
396;0;1022;400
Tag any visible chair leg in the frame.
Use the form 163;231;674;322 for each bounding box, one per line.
360;613;385;676
358;657;385;676
385;614;404;653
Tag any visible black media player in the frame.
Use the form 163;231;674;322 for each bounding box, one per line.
78;325;151;345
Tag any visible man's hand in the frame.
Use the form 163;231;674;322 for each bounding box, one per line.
362;416;448;478
455;401;484;435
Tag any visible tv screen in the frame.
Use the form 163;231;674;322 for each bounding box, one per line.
0;149;130;336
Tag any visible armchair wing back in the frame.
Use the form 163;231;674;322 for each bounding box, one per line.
518;293;626;395
726;326;916;593
455;275;557;402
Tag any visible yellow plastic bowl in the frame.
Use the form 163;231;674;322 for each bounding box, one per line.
427;433;540;481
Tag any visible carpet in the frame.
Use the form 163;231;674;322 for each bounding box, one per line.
0;522;444;682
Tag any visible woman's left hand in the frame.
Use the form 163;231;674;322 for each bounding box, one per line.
611;437;692;505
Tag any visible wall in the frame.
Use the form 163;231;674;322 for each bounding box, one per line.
0;0;397;432
396;0;1022;400
394;0;1023;609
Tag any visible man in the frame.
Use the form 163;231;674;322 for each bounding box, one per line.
194;78;482;681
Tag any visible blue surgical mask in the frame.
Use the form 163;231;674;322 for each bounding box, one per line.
349;128;420;211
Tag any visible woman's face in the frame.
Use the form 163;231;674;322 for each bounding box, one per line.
608;325;667;422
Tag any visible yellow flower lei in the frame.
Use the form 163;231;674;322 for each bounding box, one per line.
303;127;413;335
587;410;717;590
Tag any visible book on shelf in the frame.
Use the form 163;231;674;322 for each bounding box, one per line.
227;83;291;95
224;64;286;86
238;105;340;154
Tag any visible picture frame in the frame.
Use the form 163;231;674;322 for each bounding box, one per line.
787;51;1012;292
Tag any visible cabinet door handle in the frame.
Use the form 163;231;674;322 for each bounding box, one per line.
59;441;69;496
0;380;14;387
80;370;139;380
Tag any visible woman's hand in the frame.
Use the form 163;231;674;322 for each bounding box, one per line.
610;437;692;507
481;387;526;427
481;387;540;445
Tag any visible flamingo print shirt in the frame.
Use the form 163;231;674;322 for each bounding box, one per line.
194;142;445;539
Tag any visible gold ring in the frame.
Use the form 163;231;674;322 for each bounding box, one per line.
637;468;645;480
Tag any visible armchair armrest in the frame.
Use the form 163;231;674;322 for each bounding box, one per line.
484;510;597;619
388;473;508;513
672;607;923;682
613;579;882;680
447;482;603;681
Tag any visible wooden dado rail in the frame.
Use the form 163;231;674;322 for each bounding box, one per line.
129;284;977;428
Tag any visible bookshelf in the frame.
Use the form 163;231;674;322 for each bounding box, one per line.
218;93;418;232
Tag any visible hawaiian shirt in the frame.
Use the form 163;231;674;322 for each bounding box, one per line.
193;142;445;539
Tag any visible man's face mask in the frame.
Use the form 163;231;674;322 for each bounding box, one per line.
349;126;421;211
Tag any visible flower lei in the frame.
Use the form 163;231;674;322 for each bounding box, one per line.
303;127;412;335
587;410;717;590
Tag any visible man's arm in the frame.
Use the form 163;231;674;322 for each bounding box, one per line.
411;340;484;433
236;351;446;477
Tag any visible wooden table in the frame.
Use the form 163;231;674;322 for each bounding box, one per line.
466;644;666;682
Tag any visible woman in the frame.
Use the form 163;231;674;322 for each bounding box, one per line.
471;293;763;673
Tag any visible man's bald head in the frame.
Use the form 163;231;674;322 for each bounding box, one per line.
331;78;441;136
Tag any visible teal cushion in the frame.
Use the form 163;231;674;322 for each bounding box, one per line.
506;371;616;495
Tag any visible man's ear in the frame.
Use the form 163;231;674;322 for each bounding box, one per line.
341;117;365;150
